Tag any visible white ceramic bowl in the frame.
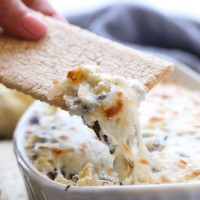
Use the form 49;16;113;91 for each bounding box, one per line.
14;61;200;200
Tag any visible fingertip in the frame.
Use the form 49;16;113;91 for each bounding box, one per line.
21;13;48;40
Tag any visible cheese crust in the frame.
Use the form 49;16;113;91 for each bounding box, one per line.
25;66;200;186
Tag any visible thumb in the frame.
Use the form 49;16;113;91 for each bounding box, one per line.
0;0;47;40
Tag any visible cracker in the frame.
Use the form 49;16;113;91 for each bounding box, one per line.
0;13;173;109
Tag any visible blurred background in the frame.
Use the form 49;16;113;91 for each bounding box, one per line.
49;0;200;20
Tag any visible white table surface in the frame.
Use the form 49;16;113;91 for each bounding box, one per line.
0;141;28;200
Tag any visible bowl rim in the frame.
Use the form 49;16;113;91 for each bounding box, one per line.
13;61;200;194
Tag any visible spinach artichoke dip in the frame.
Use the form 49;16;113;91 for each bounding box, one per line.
25;65;200;186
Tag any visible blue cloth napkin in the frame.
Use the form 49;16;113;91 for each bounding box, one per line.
67;4;200;73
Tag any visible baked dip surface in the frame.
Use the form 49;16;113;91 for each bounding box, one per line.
25;71;200;185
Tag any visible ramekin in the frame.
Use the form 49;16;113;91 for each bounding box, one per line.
14;61;200;200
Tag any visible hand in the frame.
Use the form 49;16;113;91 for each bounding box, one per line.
0;0;65;40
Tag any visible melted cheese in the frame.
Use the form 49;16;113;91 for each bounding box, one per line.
25;106;117;186
48;65;150;182
25;68;200;186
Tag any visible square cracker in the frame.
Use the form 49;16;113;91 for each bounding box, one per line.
0;14;173;109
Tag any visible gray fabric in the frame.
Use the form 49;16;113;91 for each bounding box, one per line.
67;4;200;73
